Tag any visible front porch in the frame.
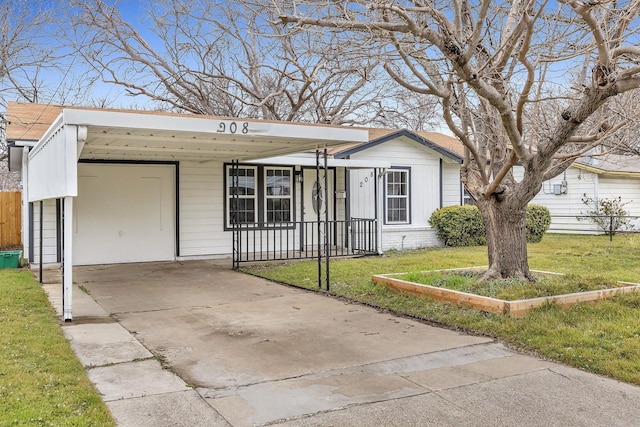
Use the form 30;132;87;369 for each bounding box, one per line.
231;151;384;275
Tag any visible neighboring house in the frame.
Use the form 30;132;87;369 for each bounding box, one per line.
517;154;640;233
5;102;463;320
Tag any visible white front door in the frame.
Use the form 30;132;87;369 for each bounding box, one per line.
73;163;175;265
302;168;334;249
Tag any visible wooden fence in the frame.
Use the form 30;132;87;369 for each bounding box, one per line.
0;192;21;248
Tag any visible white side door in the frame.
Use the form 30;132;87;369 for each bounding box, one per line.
73;163;175;265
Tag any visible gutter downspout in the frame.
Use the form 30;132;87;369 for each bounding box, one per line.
39;201;43;284
439;158;443;208
22;148;30;262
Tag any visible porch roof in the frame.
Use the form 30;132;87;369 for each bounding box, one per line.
247;155;391;169
50;108;369;163
8;102;369;202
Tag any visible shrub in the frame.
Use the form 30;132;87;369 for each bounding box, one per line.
429;205;486;247
579;195;633;235
430;204;552;247
526;204;552;243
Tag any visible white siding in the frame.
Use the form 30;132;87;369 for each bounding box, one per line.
599;177;640;214
32;199;58;266
27;124;78;202
179;160;229;256
598;177;640;231
349;137;455;250
179;161;311;258
348;168;376;219
442;162;462;206
488;165;640;235
380;226;442;251
517;166;600;233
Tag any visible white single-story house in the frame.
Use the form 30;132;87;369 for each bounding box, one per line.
5;102;464;320
517;154;640;233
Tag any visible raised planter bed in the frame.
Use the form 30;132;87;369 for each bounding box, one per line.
372;267;640;318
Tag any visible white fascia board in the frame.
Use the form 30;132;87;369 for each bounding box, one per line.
8;139;37;147
28;112;65;161
27;124;78;201
247;156;391;169
62;109;370;143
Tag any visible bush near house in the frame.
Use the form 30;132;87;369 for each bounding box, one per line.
526;204;552;243
429;205;486;247
429;204;551;247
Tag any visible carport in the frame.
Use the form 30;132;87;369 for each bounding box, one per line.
19;106;369;321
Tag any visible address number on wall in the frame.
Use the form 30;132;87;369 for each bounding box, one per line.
216;121;250;134
359;170;374;187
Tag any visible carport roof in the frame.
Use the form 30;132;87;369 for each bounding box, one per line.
6;102;370;162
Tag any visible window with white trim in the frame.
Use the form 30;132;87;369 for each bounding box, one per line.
228;166;257;225
265;167;292;223
226;165;293;227
385;168;410;224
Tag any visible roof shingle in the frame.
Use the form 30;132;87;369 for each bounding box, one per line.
6;102;63;141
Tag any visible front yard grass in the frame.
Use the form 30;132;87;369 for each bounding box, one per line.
241;233;640;386
0;270;115;426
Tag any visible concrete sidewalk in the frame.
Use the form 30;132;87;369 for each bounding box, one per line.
45;261;640;426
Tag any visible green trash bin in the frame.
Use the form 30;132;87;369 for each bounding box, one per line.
0;251;22;269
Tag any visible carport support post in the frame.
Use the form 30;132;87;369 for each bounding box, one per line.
62;196;73;321
376;168;383;255
323;148;330;292
316;150;322;289
39;201;43;284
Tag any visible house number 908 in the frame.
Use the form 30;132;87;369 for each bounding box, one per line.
217;122;249;134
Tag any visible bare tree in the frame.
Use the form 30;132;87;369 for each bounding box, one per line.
0;0;64;191
592;91;640;156
69;0;426;125
1;2;50;103
279;0;640;280
1;1;52;160
369;89;442;131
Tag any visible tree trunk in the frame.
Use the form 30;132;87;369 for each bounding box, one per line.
476;198;533;282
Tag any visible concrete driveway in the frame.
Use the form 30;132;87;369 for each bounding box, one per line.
47;260;640;427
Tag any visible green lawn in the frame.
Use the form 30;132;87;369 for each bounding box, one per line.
0;270;115;426
241;234;640;385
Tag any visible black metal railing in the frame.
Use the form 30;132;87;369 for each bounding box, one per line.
349;217;377;252
233;218;377;265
